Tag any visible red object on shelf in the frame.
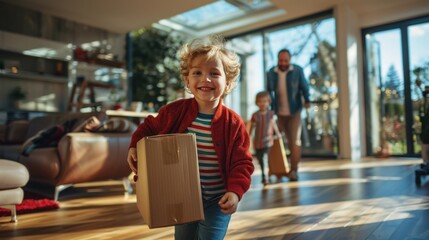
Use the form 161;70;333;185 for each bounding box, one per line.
74;47;88;62
113;103;123;110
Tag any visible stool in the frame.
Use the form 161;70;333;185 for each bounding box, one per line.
0;160;29;222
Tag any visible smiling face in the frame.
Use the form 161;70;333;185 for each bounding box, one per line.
256;96;270;112
186;54;228;113
278;51;291;72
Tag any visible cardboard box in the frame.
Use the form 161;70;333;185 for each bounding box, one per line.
268;136;289;177
136;133;204;228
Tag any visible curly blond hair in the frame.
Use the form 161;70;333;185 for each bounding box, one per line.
179;35;241;97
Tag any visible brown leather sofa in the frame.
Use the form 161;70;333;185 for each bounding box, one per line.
0;120;30;161
0;112;136;201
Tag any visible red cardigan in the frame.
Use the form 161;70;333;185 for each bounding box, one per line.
129;98;254;200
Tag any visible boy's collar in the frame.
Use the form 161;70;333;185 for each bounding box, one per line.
191;98;223;123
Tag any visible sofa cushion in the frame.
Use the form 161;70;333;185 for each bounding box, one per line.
21;119;77;156
0;188;24;205
60;112;107;130
0;124;6;144
19;148;60;181
6;120;29;144
24;111;108;141
25;115;59;141
71;116;101;132
0;145;23;161
0;159;29;189
93;117;134;133
73;116;134;133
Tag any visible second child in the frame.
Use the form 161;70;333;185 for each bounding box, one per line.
248;91;281;186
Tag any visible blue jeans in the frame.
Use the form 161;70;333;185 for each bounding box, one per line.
175;195;231;240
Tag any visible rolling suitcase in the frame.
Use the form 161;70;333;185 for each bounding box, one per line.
268;136;289;179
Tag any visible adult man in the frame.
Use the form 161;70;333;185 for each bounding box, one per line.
267;49;310;181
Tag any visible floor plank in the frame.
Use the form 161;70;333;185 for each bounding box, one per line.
1;157;429;240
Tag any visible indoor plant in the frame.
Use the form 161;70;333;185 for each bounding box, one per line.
130;27;184;111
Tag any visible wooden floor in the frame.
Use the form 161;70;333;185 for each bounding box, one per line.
1;157;429;240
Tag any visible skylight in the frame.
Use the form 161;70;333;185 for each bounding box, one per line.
170;1;243;29
154;0;281;36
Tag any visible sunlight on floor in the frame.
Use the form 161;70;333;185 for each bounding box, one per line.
227;195;429;239
252;158;421;176
249;178;369;191
300;158;422;172
250;158;416;191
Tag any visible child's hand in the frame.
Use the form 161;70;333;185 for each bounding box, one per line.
127;147;138;174
218;192;239;214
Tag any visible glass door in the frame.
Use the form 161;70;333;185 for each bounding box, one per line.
408;22;429;154
264;17;338;157
227;13;337;157
364;29;406;155
363;16;429;157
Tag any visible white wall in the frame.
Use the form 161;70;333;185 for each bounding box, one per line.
335;4;364;160
359;0;429;28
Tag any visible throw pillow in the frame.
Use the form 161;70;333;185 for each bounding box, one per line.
21;118;77;156
71;116;102;132
91;117;132;133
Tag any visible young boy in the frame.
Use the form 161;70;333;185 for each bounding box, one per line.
247;91;281;186
127;35;254;240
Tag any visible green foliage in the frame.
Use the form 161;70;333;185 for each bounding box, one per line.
413;62;429;85
384;65;402;98
131;27;184;110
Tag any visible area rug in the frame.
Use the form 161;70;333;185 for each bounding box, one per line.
0;192;59;217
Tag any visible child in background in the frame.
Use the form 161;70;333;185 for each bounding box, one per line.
247;91;281;186
127;35;254;240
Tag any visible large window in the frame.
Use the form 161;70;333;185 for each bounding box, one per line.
364;29;405;155
363;15;429;157
228;12;338;157
409;21;429;154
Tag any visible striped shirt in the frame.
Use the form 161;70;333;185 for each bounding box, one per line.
251;110;275;149
187;113;225;200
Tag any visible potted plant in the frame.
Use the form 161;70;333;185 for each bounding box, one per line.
8;86;26;109
131;27;184;110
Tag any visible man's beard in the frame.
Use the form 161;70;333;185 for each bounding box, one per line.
278;64;289;72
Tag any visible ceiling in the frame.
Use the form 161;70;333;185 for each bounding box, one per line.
1;0;425;62
1;0;419;36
